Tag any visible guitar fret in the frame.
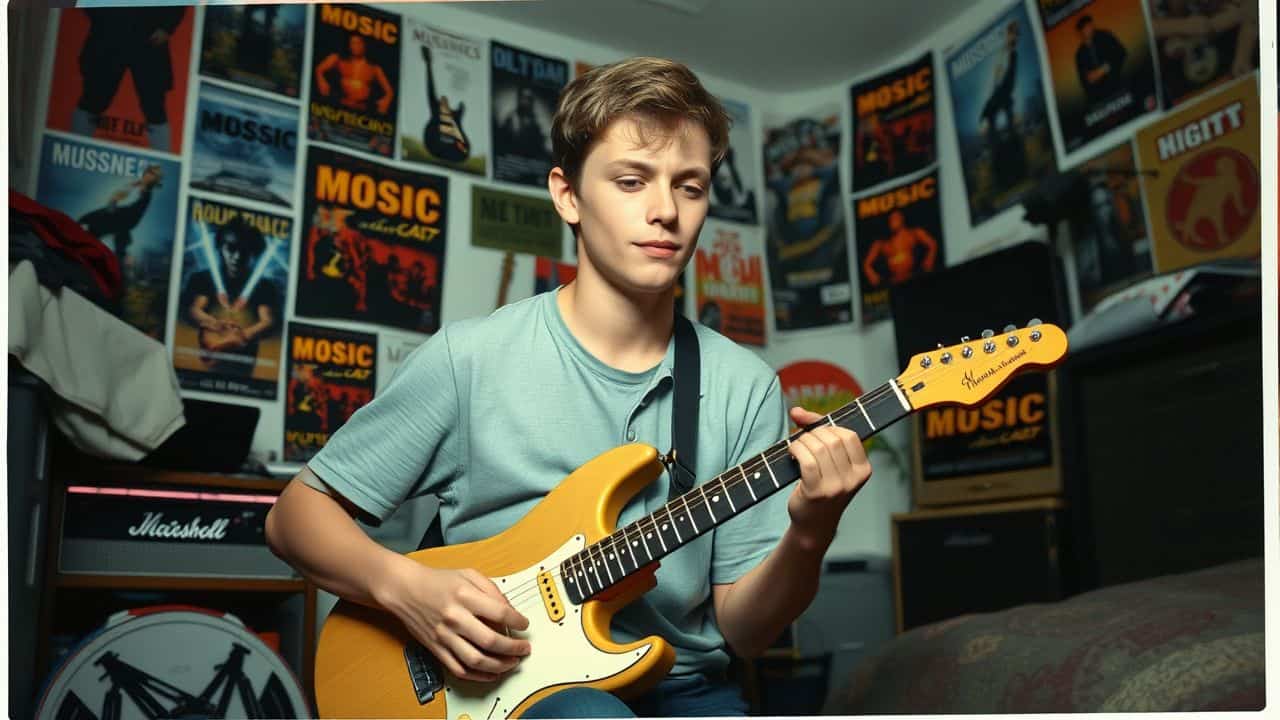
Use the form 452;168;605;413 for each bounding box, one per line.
762;452;780;487
669;506;684;543
638;521;656;561
682;495;699;534
621;526;642;571
651;517;668;553
740;464;758;501
597;544;615;584
721;476;737;513
701;485;717;523
888;378;911;411
856;399;875;431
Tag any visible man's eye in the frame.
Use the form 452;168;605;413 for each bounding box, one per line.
680;185;706;198
616;178;643;190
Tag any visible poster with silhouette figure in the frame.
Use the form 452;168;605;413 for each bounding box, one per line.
284;321;377;462
400;18;487;175
308;2;400;158
190;83;299;207
1068;142;1153;313
854;170;945;325
1148;0;1258;109
173;197;291;399
694;220;766;346
762;107;853;330
45;6;193;154
199;3;305;98
849;52;937;192
294;146;449;334
946;2;1057;226
708;98;760;225
1036;0;1159;154
1134;75;1259;273
35;133;181;342
490;41;567;187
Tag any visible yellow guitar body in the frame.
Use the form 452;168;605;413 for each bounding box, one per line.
315;444;677;719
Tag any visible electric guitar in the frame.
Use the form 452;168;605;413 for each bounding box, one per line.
314;322;1069;718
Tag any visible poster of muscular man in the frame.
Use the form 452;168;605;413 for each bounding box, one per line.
854;171;945;325
199;3;305;98
308;3;400;158
762;108;853;331
1148;0;1258;109
294;146;450;334
1068;142;1153;313
946;2;1058;226
491;42;568;187
36;133;181;342
283;321;377;462
1134;74;1260;273
173;197;290;399
1036;0;1159;155
46;7;193;154
849;53;937;192
400;18;487;175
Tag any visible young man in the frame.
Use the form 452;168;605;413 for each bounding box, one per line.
265;57;872;717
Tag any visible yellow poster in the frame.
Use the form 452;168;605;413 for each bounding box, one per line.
1135;75;1260;273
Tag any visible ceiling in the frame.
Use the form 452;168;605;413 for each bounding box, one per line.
458;0;972;92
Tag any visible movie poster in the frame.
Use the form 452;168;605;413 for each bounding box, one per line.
919;373;1054;479
190;84;299;207
1068;142;1153;313
295;146;449;333
1148;0;1258;108
45;7;194;154
308;3;400;157
173;197;291;399
708;99;760;225
399;19;487;175
1037;0;1159;153
762;108;853;330
491;42;568;187
946;2;1058;226
199;3;305;98
1134;75;1260;273
471;186;562;257
849;53;937;192
694;221;766;346
36;134;181;341
534;256;577;294
854;171;945;325
283;321;377;462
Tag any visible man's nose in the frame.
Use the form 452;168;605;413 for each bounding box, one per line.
646;186;678;226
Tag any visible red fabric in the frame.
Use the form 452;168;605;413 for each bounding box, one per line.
9;190;122;299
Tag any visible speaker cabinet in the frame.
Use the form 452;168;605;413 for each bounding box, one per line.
1059;307;1263;591
892;498;1068;633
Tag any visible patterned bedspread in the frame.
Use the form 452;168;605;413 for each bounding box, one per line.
836;558;1264;713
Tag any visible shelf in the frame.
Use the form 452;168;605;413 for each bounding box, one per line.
55;574;306;592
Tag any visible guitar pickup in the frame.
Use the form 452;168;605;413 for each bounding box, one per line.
537;571;565;623
404;643;444;705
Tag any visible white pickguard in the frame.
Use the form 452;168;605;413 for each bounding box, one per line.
441;536;652;720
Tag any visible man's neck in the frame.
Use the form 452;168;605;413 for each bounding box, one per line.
556;271;675;374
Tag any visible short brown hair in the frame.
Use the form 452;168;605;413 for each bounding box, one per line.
551;57;731;185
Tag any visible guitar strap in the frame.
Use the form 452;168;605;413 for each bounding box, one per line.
417;314;700;551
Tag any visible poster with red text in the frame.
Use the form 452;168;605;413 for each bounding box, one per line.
46;6;193;154
849;53;937;192
694;221;766;346
1134;74;1260;273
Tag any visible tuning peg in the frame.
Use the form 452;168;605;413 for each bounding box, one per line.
960;335;971;343
1003;324;1017;333
1028;318;1043;327
981;329;994;339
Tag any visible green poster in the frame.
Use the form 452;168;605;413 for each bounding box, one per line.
471;185;562;258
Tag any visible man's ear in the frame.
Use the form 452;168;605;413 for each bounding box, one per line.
547;167;580;226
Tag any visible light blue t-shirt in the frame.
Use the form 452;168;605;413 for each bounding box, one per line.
308;289;791;676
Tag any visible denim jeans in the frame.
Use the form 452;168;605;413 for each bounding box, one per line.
521;673;749;718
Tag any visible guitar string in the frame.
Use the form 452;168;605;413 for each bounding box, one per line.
492;339;1055;609
497;343;1055;610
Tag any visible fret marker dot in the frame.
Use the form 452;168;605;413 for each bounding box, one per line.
646;532;653;538
754;472;761;479
662;524;669;530
608;553;614;559
633;541;639;546
712;495;720;502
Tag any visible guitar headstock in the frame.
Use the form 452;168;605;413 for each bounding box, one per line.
897;321;1068;410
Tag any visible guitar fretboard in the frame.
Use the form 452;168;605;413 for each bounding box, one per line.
561;379;912;604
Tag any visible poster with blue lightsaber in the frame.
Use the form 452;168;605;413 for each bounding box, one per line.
172;196;292;399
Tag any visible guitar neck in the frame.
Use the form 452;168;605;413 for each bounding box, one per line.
561;379;912;604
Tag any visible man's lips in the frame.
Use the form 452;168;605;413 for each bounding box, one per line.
635;241;680;258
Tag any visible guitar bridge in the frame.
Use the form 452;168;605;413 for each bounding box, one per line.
404;643;444;705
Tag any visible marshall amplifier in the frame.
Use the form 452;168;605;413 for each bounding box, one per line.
58;482;297;579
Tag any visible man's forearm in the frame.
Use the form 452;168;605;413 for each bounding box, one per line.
715;524;832;658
